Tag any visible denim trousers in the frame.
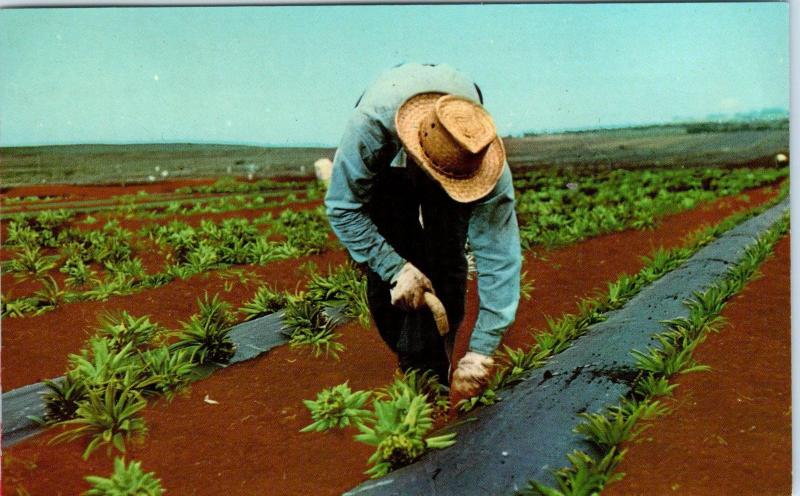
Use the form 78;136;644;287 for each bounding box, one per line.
364;163;471;384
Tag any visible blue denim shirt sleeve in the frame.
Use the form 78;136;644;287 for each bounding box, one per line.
466;164;522;356
325;110;408;281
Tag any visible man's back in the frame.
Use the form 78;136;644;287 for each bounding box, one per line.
356;63;482;137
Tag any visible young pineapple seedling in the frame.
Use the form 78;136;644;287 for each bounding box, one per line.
50;381;148;460
630;332;711;377
1;293;37;318
282;297;344;359
32;276;65;313
10;245;58;280
61;256;97;288
84;457;164;496
377;369;450;418
520;448;626;496
355;386;456;478
634;373;677;398
305;263;370;327
172;293;236;364
138;347;195;399
95;312;161;352
301;382;372;432
239;284;287;320
40;372;89;423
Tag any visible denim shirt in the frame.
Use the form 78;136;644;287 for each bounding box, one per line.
324;63;521;356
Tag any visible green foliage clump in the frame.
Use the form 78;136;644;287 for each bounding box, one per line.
377;369;450;416
521;448;626;496
0;293;37;318
95;312;162;353
8;245;59;279
633;373;677;398
305;263;370;327
41;372;88;423
355;379;456;478
83;457;164;496
61;256;97;288
274;206;331;254
32;276;65;311
50;382;148;460
137;347;195;399
631;332;711;377
300;382;372;432
41;309;187;458
282;298;343;359
514;167;787;249
172;294;236;364
239;284;287;320
574;399;666;448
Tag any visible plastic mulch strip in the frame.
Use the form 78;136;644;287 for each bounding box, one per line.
345;196;790;496
2;308;295;447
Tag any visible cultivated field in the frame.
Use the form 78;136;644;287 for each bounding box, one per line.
0;123;789;186
0;133;791;495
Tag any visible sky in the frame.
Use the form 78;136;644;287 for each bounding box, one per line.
0;3;790;147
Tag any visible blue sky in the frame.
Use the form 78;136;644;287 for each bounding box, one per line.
0;4;789;147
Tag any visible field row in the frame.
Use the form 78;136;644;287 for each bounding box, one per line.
2;167;787;321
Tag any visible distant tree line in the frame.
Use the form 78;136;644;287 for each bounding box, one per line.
512;118;789;138
684;119;789;134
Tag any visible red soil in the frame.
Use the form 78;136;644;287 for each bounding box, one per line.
604;236;791;496
2;177;313;202
2;177;312;201
1;178;219;201
1;250;349;390
1;184;784;495
3;189;306;216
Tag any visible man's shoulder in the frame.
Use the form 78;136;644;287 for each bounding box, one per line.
356;63;481;130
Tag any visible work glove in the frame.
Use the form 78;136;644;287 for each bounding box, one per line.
451;352;495;398
390;262;433;311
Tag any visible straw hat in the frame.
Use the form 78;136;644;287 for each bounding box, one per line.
396;93;506;203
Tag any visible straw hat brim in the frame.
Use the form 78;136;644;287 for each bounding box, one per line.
396;92;506;203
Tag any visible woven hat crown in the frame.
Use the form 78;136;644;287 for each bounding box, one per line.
396;91;506;203
418;95;497;179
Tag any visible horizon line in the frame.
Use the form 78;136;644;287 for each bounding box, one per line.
0;109;789;149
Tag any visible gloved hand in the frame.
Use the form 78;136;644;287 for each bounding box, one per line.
451;352;495;398
390;262;433;310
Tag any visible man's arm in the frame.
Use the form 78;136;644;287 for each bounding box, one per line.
466;164;522;356
325;110;407;282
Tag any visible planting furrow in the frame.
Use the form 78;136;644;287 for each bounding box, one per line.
603;236;790;495
0;189;298;215
0;189;297;220
1;176;313;215
344;197;788;495
2;310;294;446
1;250;350;390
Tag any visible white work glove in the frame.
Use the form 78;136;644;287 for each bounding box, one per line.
451;352;495;398
390;262;433;311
